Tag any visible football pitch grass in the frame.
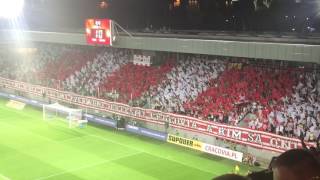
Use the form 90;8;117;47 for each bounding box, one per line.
0;99;260;180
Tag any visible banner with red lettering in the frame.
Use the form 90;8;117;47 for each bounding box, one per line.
0;77;315;153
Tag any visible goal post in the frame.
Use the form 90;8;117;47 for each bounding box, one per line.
43;103;85;128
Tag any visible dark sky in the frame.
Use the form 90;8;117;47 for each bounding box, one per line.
3;0;320;33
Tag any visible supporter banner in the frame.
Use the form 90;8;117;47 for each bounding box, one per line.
133;54;151;66
0;91;44;108
84;114;117;128
167;134;203;151
202;143;243;162
0;77;316;153
126;125;167;141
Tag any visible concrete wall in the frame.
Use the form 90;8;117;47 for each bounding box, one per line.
0;30;319;63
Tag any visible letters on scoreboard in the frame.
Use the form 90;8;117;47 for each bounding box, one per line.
85;19;113;45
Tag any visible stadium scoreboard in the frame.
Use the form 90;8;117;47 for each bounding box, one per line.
85;19;113;46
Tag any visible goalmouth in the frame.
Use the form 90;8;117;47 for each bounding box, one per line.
43;103;87;128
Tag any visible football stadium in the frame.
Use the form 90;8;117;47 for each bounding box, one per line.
0;98;258;180
0;0;320;180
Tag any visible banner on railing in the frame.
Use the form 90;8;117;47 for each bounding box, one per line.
126;125;167;141
0;77;315;153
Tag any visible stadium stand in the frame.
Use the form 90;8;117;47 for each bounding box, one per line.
0;43;66;83
185;63;297;125
0;45;319;142
101;60;175;103
63;48;131;96
42;49;97;80
184;61;320;141
149;55;225;113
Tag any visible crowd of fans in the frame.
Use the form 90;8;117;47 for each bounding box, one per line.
63;48;131;96
0;44;319;142
101;60;174;103
0;43;67;83
0;43;99;88
149;55;225;113
184;63;296;125
38;48;98;82
274;70;320;141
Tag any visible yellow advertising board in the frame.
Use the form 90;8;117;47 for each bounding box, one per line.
167;134;202;151
6;100;26;110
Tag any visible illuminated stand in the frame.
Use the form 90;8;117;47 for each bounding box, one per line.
43;103;86;128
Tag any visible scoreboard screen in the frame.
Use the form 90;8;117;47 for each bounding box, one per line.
85;19;113;46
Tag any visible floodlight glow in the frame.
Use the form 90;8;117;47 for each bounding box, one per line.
0;0;24;19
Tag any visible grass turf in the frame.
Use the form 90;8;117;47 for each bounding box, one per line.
0;99;260;180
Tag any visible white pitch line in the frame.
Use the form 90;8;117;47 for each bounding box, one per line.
33;151;142;180
0;106;216;177
0;119;89;145
87;134;217;175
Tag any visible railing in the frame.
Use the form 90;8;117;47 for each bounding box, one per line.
0;76;315;153
1;28;320;44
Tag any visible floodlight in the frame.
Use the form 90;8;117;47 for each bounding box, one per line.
0;0;24;19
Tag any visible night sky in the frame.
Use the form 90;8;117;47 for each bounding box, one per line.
3;0;320;33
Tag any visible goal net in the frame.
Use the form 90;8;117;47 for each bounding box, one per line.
43;103;86;128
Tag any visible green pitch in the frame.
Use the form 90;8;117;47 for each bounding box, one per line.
0;99;259;180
